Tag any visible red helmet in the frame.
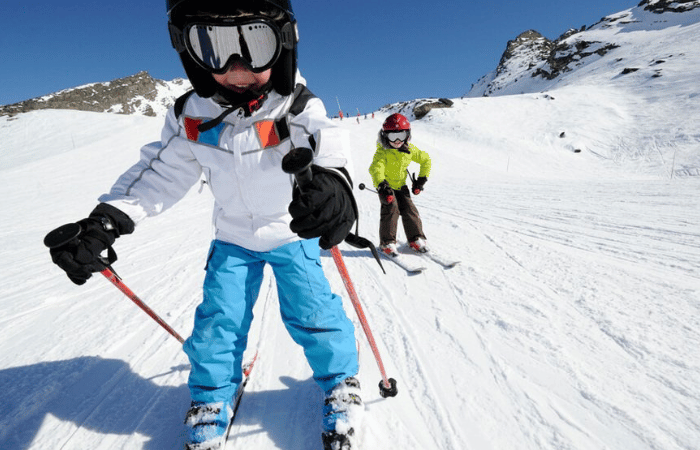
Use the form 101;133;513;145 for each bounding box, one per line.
382;113;411;132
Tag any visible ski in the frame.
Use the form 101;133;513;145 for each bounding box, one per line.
185;352;258;450
221;352;258;449
414;249;460;268
232;352;258;420
381;251;427;274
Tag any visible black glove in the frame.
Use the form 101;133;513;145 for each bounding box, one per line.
377;180;395;205
49;203;135;285
288;166;357;249
412;176;427;195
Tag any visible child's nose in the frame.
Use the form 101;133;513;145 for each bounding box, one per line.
222;62;255;83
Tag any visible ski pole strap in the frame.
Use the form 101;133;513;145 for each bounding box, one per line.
344;232;386;274
103;245;118;266
406;168;417;184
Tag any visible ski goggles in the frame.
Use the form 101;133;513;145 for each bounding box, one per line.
385;130;410;142
172;18;295;73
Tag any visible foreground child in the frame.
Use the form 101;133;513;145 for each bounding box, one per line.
47;1;362;448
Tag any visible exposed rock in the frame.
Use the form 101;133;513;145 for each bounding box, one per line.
413;98;454;119
379;97;455;121
640;0;700;14
532;39;620;80
499;30;552;70
0;71;190;117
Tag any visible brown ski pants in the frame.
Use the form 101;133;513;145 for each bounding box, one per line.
379;186;426;246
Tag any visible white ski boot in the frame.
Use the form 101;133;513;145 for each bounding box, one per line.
322;377;364;450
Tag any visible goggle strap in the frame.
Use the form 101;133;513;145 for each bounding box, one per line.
280;22;296;50
168;22;186;53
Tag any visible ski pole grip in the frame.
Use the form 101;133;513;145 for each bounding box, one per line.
282;147;314;191
44;222;82;248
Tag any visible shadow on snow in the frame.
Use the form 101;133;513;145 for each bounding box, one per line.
0;357;322;450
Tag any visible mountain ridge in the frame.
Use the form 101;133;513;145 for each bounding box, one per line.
0;71;191;118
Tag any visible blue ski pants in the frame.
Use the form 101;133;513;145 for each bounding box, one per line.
183;238;359;404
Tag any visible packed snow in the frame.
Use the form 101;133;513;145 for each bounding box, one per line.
1;2;699;450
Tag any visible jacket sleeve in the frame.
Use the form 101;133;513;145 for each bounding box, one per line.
97;108;203;224
411;144;432;179
368;143;388;188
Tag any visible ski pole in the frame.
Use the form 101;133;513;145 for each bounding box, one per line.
330;246;397;397
99;268;185;344
282;148;398;398
357;183;377;194
359;182;395;204
44;223;185;345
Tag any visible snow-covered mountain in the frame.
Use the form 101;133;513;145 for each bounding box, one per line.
382;0;700;179
467;0;700;97
0;71;191;118
0;2;699;450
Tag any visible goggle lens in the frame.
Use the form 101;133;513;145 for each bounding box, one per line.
186;21;280;73
386;131;409;142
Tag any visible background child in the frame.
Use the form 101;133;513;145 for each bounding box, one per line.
47;1;362;449
369;113;432;255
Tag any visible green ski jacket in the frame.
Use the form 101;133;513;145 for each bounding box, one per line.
369;142;431;190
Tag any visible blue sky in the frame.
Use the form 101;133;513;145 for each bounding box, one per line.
1;0;639;114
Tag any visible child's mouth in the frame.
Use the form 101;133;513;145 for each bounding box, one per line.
229;85;252;93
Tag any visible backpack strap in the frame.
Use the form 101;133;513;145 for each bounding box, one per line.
274;83;317;149
289;83;316;116
290;83;316;148
174;89;196;120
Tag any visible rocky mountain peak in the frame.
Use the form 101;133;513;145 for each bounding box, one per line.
467;0;700;97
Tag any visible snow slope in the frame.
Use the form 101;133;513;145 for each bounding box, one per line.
1;106;699;450
1;3;699;450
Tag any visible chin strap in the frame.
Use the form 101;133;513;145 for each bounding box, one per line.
198;93;267;132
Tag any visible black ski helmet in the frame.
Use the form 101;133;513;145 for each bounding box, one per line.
166;0;298;98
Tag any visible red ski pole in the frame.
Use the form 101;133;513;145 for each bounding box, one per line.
100;268;185;344
330;246;398;397
282;147;398;398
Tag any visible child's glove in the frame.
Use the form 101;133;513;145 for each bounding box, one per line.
288;166;356;249
49;204;134;285
377;180;395;205
412;176;427;195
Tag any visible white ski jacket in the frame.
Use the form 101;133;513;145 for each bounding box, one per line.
99;77;353;252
